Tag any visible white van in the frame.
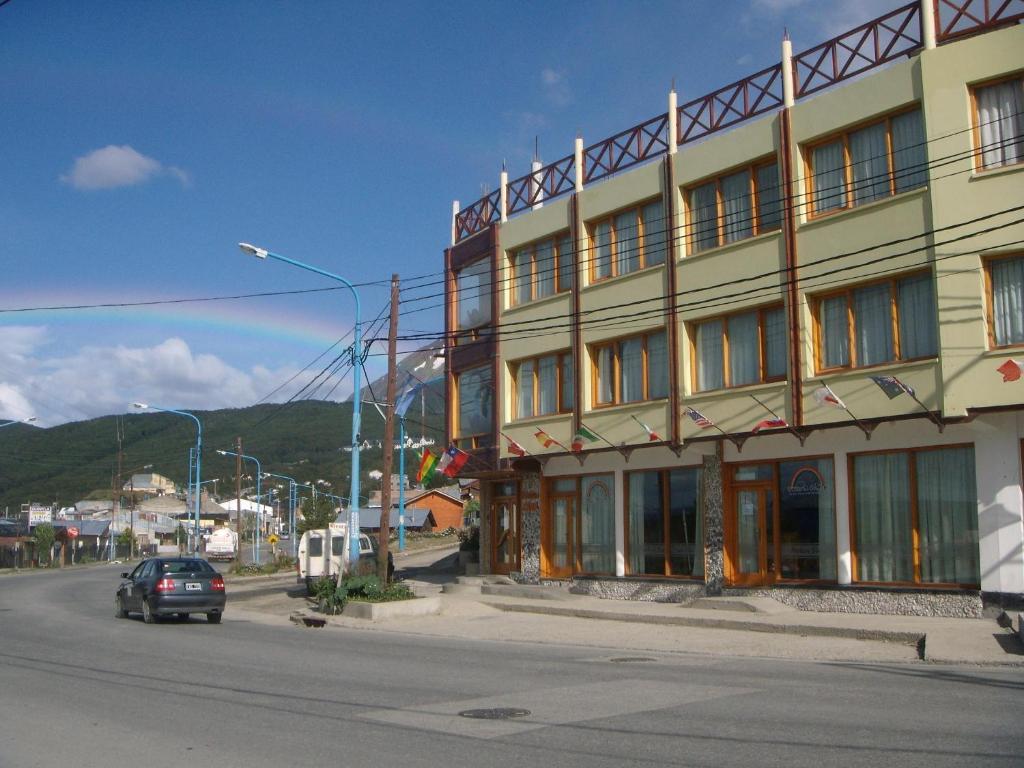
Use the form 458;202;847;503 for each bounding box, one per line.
205;527;238;561
297;522;376;593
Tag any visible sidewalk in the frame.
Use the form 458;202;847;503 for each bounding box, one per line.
228;571;1024;667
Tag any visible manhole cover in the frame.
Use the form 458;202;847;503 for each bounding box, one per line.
458;708;531;720
609;656;656;663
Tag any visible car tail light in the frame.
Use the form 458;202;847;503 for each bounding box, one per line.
211;575;225;592
155;578;176;593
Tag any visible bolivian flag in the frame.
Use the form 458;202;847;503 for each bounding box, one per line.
416;449;439;483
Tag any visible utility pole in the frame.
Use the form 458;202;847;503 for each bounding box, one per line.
378;273;399;583
235;436;243;560
115;418;124;560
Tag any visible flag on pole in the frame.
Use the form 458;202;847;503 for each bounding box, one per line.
684;407;714;429
752;418;788;433
631;415;661;441
997;359;1022;382
506;436;527;457
869;375;914;399
437;444;470;478
534;429;568;451
813;384;845;409
415;450;439;483
571;424;600;452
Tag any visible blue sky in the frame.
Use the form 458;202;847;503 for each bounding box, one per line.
0;0;891;425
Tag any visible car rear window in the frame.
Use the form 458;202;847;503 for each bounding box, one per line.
162;560;213;574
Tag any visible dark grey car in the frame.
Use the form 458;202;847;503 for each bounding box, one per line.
115;557;226;624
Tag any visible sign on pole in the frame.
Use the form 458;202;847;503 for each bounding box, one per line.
27;504;53;528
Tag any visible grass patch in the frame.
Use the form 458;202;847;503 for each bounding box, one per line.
314;573;415;614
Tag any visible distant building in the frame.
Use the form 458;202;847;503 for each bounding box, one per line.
124;473;176;496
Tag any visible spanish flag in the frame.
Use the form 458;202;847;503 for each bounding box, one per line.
416;449;439;483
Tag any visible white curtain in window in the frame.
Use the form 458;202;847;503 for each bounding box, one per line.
560;355;574;410
458;366;493;437
581;475;615;574
897;274;937;359
991;257;1024;346
854;284;894;366
763;307;787;378
642;201;666;265
620;337;644;402
817;460;837;581
513;250;531;305
647;331;668;399
728;312;759;386
721;170;752;244
535;240;555;299
892;110;927;192
849;122;889;205
556;235;573;291
615;211;639;275
756;164;782;231
597;346;614;404
594;222;612;279
821;296;849;367
690;182;718;252
696;320;724;390
456;260;491;329
977;79;1024;169
516;360;534;419
812;141;846;213
537;355;557;415
854;453;913;583
916;447;979;585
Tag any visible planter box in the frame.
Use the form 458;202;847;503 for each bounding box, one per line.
342;596;441;621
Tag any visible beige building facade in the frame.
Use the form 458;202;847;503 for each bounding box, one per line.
444;3;1024;616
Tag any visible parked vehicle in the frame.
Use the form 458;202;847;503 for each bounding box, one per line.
205;527;238;561
297;522;392;593
115;557;226;624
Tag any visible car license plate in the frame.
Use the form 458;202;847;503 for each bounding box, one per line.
185;582;202;591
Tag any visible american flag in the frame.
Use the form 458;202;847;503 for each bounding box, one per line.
684;407;714;429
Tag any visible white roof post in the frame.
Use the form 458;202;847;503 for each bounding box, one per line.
451;200;459;246
499;167;508;223
920;0;937;49
668;86;678;155
574;135;584;193
781;30;795;108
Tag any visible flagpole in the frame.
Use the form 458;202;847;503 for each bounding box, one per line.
499;431;532;457
748;394;804;443
817;380;875;439
580;422;629;459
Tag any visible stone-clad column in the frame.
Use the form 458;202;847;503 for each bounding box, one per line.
701;453;724;595
518;469;542;583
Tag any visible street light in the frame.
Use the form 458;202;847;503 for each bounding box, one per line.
238;241;363;564
264;472;299;556
0;417;37;429
217;449;262;563
131;403;202;554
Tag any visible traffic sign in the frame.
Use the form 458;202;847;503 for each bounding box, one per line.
267;533;279;545
67;527;79;538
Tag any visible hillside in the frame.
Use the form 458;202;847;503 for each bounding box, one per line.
0;392;445;513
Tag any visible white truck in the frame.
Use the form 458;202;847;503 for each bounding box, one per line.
205;527;238;561
297;522;392;593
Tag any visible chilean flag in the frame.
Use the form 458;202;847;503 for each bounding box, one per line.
437;444;469;478
997;359;1022;382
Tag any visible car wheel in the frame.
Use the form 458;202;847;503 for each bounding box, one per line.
114;595;128;619
142;599;157;624
206;612;222;624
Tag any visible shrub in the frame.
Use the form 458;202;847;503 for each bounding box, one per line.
314;573;415;614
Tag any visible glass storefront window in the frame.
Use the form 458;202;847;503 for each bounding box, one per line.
777;460;836;580
580;475;615;574
627;468;702;577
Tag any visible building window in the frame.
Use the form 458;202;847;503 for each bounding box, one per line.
510;233;573;306
454;365;493;449
627;467;703;578
687;160;782;254
693;305;786;391
973;75;1024;170
512;351;574;419
807;108;926;217
814;272;937;372
455;258;491;331
852;446;979;586
589;200;666;282
580;475;615;574
986;254;1024;347
592;330;668;406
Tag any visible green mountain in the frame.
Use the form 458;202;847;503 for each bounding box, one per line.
0;396;445;514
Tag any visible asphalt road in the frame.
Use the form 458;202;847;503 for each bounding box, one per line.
1;565;1022;768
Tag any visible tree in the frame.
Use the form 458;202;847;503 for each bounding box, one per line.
297;496;336;534
117;526;134;557
32;523;55;566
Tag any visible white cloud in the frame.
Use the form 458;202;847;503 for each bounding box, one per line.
540;68;571;107
60;145;190;190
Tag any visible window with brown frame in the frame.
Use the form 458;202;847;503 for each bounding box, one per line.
592;330;668;406
851;445;979;586
588;199;666;283
692;304;787;391
971;74;1024;171
687;159;781;254
455;258;492;331
511;351;574;420
806;108;927;218
813;272;937;372
985;254;1024;348
454;364;493;450
510;232;573;306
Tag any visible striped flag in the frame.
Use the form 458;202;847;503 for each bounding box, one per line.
813;384;845;409
684;407;714;429
752;418;788;433
869;375;914;399
571;425;599;453
437;444;469;478
631;415;661;442
534;429;568;451
997;359;1022;382
415;450;439;483
506;436;526;457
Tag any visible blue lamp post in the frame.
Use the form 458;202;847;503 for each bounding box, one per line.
238;242;363;564
132;403;201;554
264;472;298;556
217;449;262;563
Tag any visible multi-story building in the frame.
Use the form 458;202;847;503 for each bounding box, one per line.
444;2;1024;616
